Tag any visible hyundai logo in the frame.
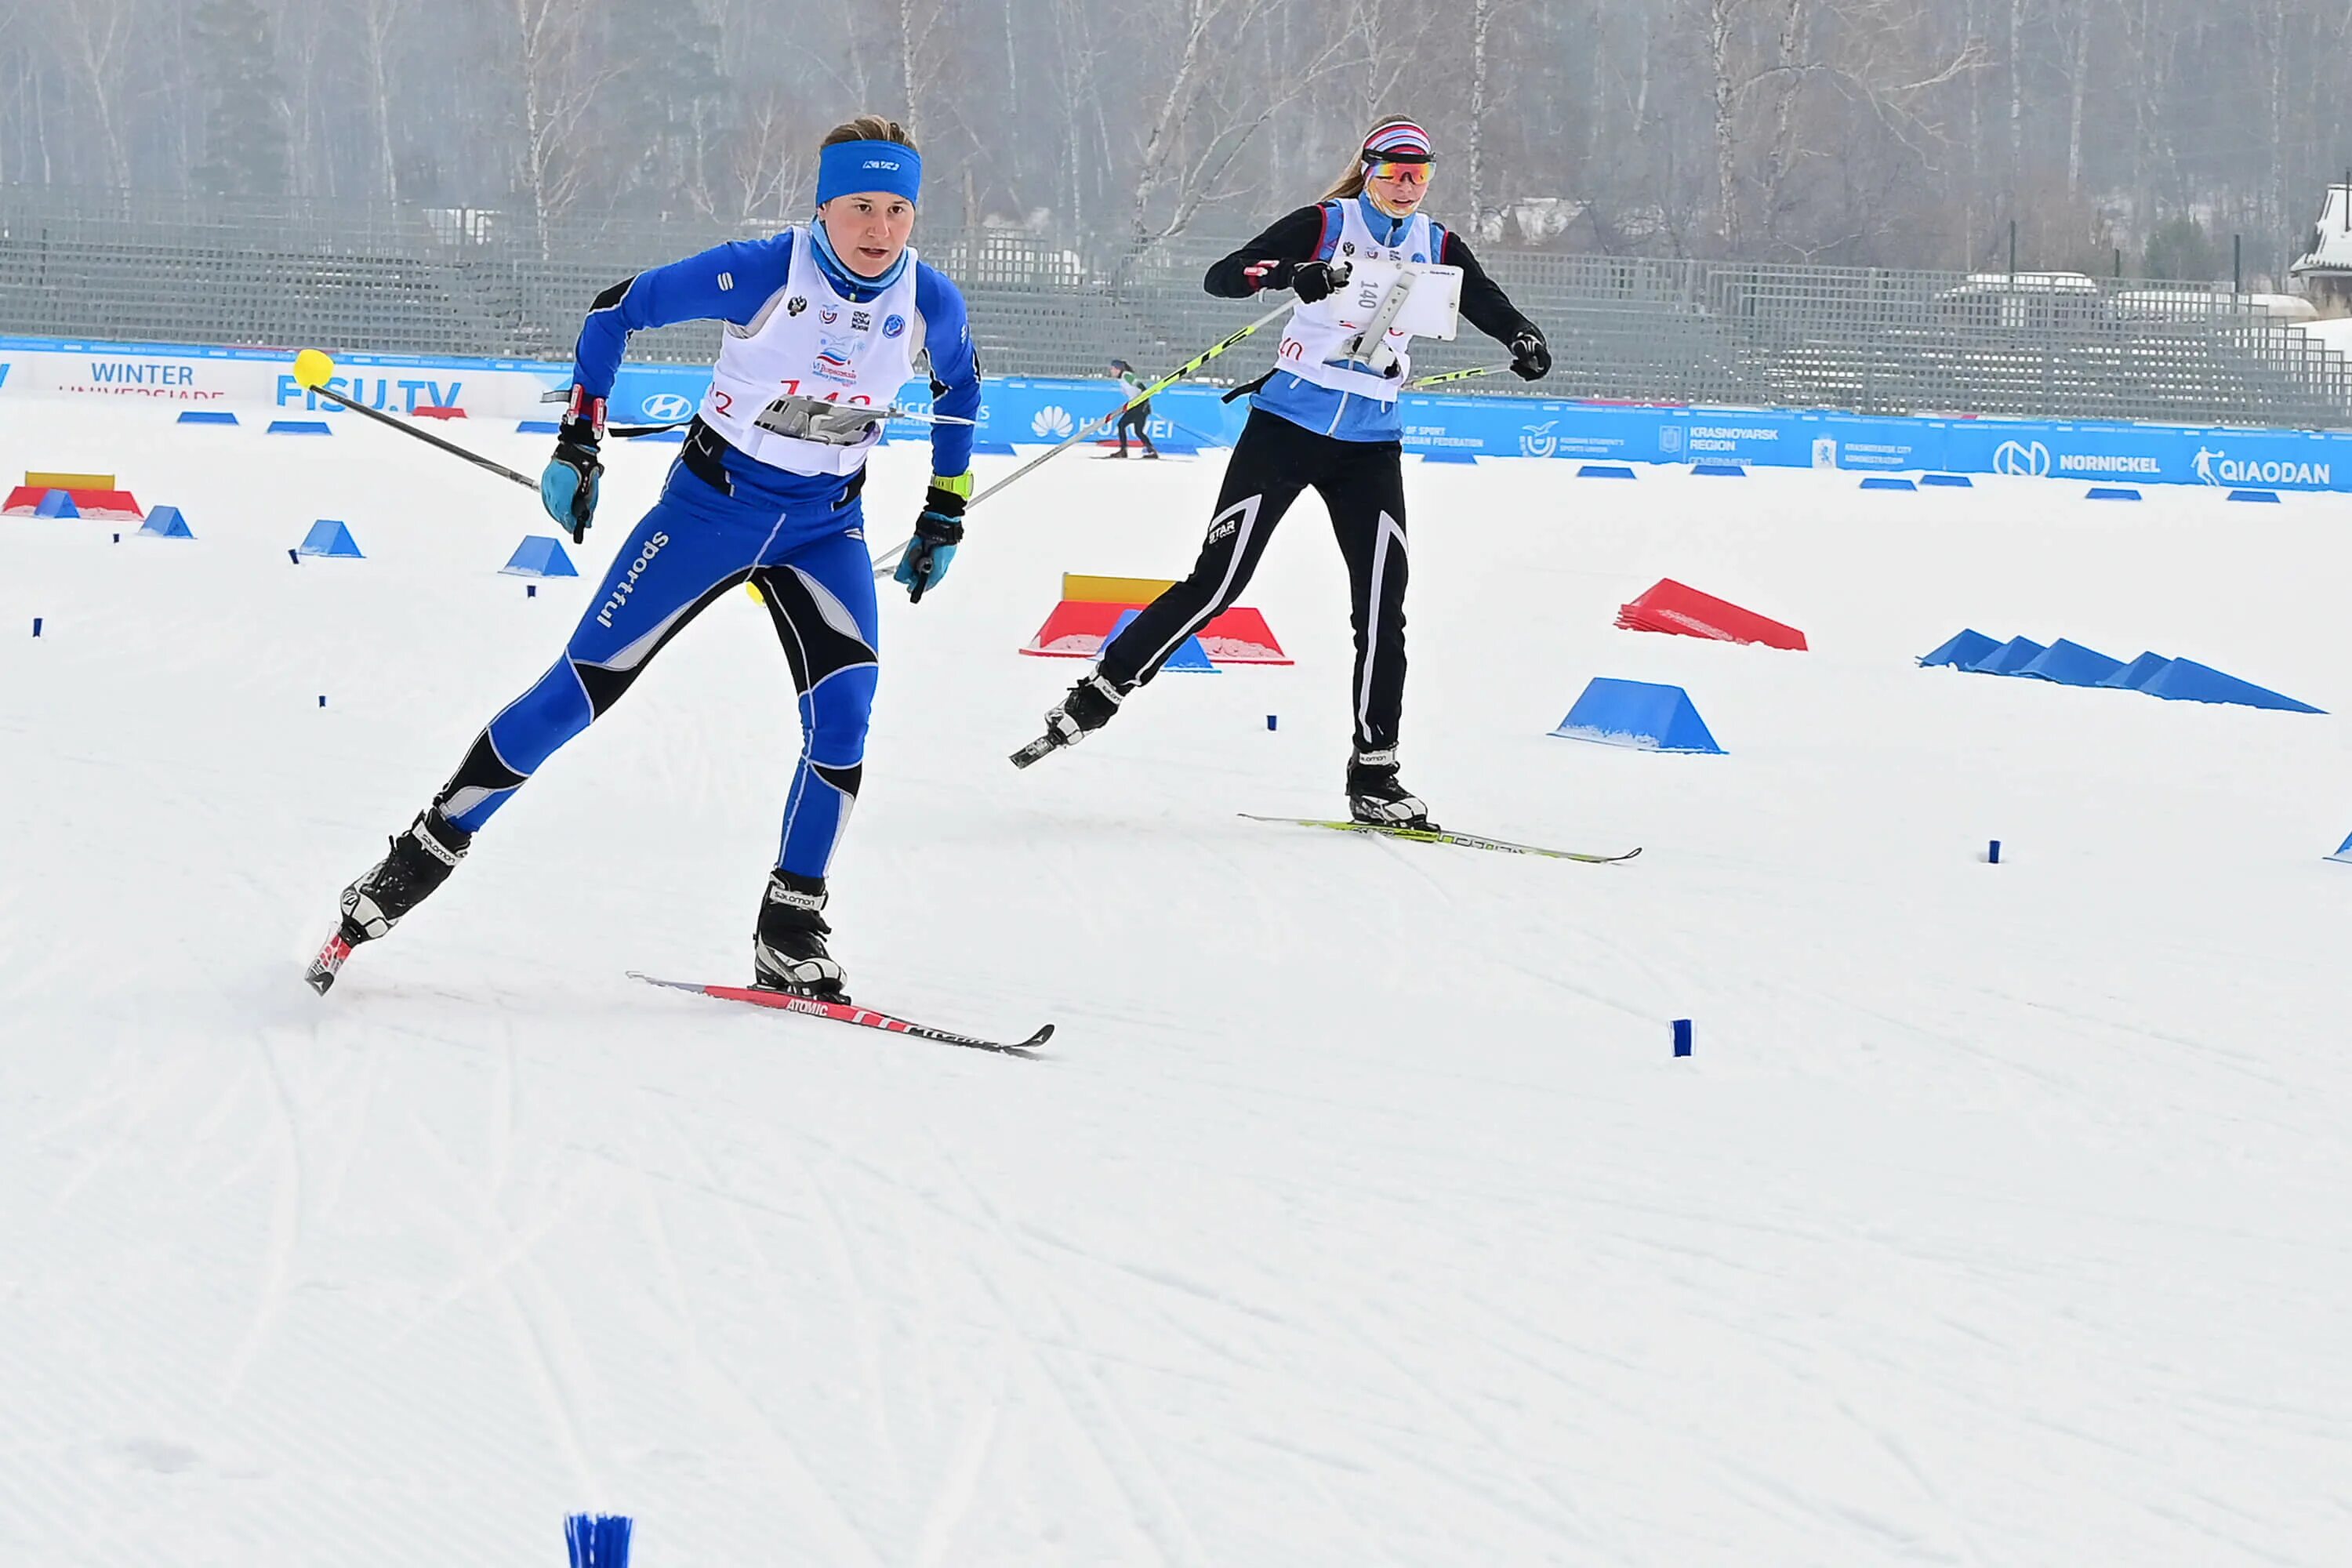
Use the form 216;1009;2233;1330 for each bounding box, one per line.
640;393;695;423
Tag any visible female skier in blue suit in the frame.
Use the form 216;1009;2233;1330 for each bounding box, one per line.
310;114;979;1001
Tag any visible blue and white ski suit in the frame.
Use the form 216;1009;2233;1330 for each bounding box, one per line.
433;226;980;880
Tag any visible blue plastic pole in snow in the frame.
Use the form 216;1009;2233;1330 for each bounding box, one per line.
1987;840;2002;865
31;617;42;637
565;1513;633;1568
1672;1019;1693;1058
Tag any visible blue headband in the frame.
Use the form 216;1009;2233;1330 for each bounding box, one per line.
816;140;922;207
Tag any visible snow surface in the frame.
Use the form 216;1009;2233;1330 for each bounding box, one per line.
5;399;2352;1566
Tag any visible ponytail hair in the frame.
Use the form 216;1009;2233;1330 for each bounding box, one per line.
1321;152;1370;204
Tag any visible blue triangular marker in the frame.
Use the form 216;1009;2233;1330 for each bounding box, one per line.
1105;607;1216;672
1691;463;1746;477
2017;638;2125;687
2227;489;2281;503
139;505;194;539
2086;486;2142;502
34;488;78;517
297;519;363;558
1860;476;1917;492
499;535;579;577
1550;677;1723;753
2328;832;2352;865
1577;463;1638;479
1968;636;2047;675
1918;629;2001;668
1920;474;1973;488
2140;657;2321;714
2098;652;2171;690
176;410;239;426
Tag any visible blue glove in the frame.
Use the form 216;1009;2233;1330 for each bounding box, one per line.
894;477;969;603
540;391;604;542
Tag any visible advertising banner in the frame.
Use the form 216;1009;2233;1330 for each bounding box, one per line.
5;334;2347;493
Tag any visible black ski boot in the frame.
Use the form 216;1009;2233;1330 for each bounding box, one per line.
1013;671;1129;767
753;869;848;1001
1345;748;1434;829
308;807;471;993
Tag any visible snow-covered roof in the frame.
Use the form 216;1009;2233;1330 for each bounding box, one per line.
2290;183;2352;275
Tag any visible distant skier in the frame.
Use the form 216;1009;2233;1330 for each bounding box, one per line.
1107;358;1160;458
1022;116;1550;827
309;115;981;1001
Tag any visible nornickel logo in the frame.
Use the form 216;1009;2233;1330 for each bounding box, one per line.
1993;440;2053;477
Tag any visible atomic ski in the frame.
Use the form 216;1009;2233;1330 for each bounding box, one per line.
303;923;361;994
1009;733;1062;769
1238;814;1641;864
627;971;1052;1057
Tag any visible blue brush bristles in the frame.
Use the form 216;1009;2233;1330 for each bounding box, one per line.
565;1512;633;1568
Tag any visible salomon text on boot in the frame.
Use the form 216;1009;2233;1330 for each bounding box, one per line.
1345;748;1434;829
307;807;473;993
753;869;849;1001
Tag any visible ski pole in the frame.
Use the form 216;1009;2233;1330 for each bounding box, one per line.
1406;361;1516;390
292;349;543;495
869;298;1295;579
608;403;977;440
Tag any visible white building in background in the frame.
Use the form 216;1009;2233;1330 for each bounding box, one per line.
2290;181;2352;314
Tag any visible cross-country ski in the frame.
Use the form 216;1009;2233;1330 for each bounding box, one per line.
628;971;1052;1056
1237;814;1642;864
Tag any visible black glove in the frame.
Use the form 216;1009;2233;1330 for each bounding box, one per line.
540;390;604;543
1508;327;1552;382
1240;258;1348;303
895;481;967;604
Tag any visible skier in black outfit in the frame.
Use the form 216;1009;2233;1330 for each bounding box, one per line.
1022;116;1549;826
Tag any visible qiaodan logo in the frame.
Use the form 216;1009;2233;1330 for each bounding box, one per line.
639;393;694;423
1993;440;2053;477
1519;420;1559;459
2194;444;2330;488
1032;405;1076;439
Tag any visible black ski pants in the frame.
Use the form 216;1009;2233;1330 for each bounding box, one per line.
1098;408;1410;752
1114;401;1158;454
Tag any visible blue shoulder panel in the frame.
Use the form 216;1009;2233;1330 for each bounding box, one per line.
571;232;796;399
1313;201;1345;262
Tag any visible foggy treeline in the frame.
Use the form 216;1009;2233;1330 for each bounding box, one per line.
2;0;2349;280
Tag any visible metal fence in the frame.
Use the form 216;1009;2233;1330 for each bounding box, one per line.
5;184;2350;429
